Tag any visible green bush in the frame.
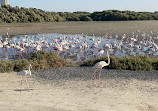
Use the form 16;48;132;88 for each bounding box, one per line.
13;59;30;72
80;55;158;71
0;60;14;73
30;51;73;69
0;50;74;73
0;51;158;73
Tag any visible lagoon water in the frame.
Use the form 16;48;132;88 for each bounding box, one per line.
0;32;157;61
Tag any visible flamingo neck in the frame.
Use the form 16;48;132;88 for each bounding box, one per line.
107;51;110;65
28;66;31;76
28;66;30;71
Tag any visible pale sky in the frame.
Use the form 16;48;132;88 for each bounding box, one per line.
9;0;158;12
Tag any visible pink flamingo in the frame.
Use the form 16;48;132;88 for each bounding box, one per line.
92;51;110;87
98;49;104;57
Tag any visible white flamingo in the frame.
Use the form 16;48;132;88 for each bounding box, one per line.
17;64;32;88
92;51;110;87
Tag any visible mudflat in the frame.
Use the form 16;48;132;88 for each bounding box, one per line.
0;21;158;36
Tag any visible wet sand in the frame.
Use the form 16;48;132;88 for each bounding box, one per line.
0;21;158;36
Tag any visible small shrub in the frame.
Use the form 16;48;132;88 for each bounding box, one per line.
0;60;14;73
0;50;74;73
30;50;73;69
13;59;30;72
80;55;157;71
152;61;158;70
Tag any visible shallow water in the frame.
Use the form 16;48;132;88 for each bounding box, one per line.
0;32;158;61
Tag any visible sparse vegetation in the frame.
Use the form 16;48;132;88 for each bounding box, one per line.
0;5;158;23
30;51;73;70
0;51;73;73
0;52;158;72
0;60;14;73
80;55;158;71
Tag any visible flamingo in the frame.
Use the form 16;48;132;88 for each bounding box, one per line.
98;49;104;56
92;51;110;87
17;64;32;89
1;31;158;61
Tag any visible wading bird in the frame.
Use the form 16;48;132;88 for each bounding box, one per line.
17;64;32;88
92;51;110;87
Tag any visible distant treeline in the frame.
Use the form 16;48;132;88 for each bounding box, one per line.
0;5;158;23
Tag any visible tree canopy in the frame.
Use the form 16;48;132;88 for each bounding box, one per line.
0;5;158;23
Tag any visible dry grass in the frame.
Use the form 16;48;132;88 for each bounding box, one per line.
0;21;158;36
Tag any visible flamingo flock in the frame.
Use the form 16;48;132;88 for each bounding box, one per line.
0;31;158;61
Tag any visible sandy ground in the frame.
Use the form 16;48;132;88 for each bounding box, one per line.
1;21;158;36
0;69;158;111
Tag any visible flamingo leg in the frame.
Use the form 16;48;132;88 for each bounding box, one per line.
32;78;37;85
82;50;84;57
99;68;102;87
21;76;23;85
26;77;30;90
24;76;29;90
18;52;21;59
92;67;98;85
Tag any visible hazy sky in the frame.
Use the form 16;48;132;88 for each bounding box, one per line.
9;0;158;12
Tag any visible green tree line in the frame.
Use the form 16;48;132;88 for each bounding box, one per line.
0;5;158;23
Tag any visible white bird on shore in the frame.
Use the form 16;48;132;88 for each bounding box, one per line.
92;51;110;87
18;64;32;76
17;64;32;88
